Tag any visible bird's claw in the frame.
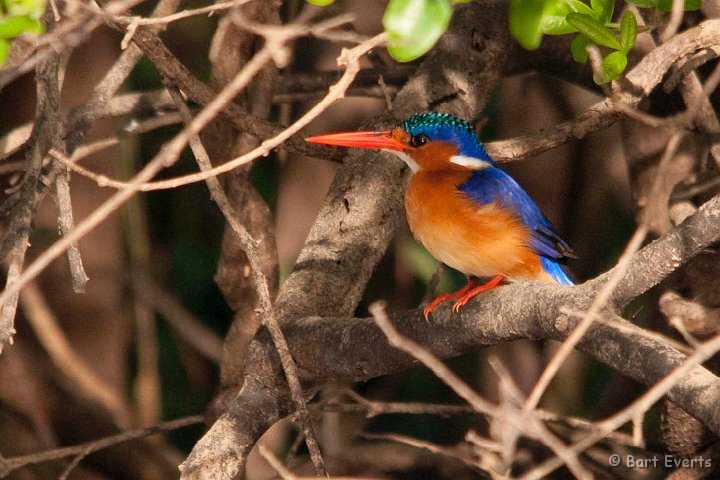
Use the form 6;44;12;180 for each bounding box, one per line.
423;276;504;319
451;298;469;312
422;294;453;320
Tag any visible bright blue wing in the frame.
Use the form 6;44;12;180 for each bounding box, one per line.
457;167;576;263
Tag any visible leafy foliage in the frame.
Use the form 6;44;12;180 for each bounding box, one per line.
383;0;454;62
509;0;698;84
306;0;701;83
0;0;45;65
306;0;469;62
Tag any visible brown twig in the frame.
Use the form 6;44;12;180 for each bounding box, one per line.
64;0;184;153
113;21;344;163
524;226;648;412
660;0;687;42
117;0;253;48
19;280;130;424
0;15;353;316
319;388;637;447
361;432;478;468
486;18;720;162
54;166;89;293
258;445;382;480
168;84;328;475
369;302;591;479
369;301;497;417
57;445;92;480
522;330;720;479
0;415;203;477
0;38;63;351
131;270;223;363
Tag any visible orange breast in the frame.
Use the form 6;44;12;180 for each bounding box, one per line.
405;171;550;281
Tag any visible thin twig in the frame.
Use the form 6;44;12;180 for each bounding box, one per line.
258;445;382;480
0;415;203;477
521;331;720;479
488;357;592;479
131;270;223;363
167;76;330;474
523;127;686;413
660;0;686;42
560;306;692;354
0;230;27;350
362;432;478;468
0;20;306;313
369;302;591;479
54;166;89;293
0;38;63;350
19;281;130;425
319;389;637;446
57;445;92;480
523;226;647;411
369;301;497;416
118;0;252;28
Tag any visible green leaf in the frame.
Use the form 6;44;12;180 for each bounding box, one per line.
594;50;627;83
541;0;604;35
540;0;578;35
625;0;656;7
0;16;43;38
566;0;596;16
566;12;622;50
590;0;614;23
509;0;552;49
510;0;608;47
306;0;334;4
383;0;453;62
620;10;637;53
5;0;46;19
541;15;576;35
0;39;9;66
657;0;701;10
570;33;592;63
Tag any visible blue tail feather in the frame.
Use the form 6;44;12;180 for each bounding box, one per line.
540;257;574;285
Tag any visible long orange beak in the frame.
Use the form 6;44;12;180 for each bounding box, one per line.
305;131;406;151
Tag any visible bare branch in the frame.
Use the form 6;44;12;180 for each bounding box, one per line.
0;415;202;477
0;15;355;314
486;18;720;162
19;281;130;425
54;167;89;293
131;270;223;363
168;84;328;475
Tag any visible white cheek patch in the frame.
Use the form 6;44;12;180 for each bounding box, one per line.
384;149;419;172
449;155;491;169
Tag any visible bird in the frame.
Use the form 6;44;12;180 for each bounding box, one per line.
306;112;575;319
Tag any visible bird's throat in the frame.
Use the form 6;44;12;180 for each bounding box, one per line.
385;149;419;172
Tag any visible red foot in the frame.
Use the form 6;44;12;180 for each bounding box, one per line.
451;275;505;312
423;278;480;320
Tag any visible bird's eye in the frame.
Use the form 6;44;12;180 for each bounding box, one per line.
410;133;430;148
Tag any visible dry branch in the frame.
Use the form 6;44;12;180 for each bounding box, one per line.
0;415;202;477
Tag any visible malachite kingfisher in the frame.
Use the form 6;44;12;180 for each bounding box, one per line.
306;112;576;319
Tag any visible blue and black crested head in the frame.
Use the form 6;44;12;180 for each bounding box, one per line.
401;113;492;162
